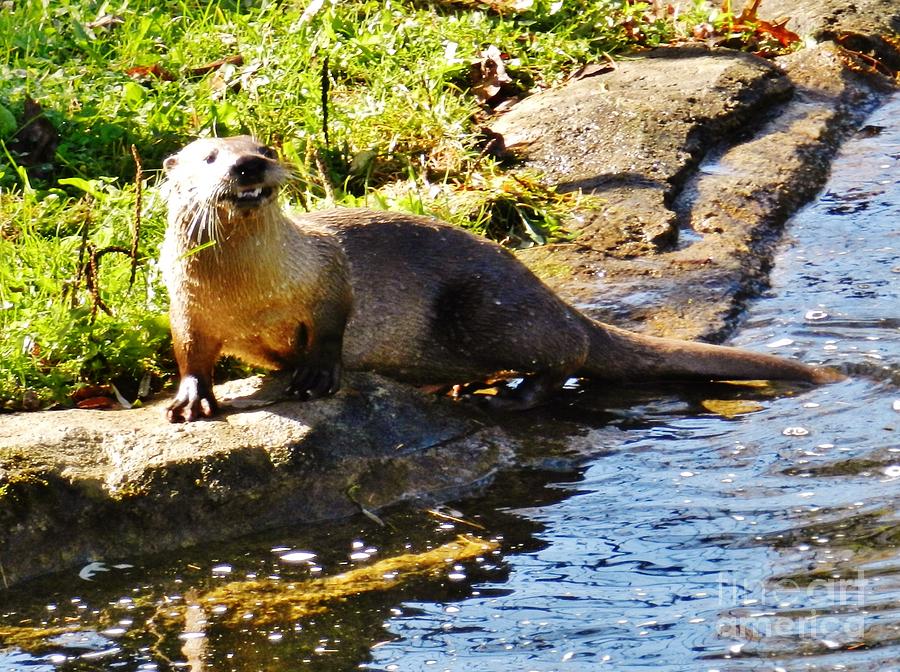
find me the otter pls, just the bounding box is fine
[160,136,838,422]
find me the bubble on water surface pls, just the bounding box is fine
[81,648,121,660]
[783,426,810,436]
[278,551,316,564]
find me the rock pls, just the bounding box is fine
[498,42,894,340]
[491,47,793,257]
[0,373,513,587]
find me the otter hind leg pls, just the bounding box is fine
[478,368,575,411]
[432,279,589,410]
[287,359,343,400]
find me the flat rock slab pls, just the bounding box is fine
[1,0,898,588]
[497,42,894,340]
[491,47,793,256]
[0,374,513,587]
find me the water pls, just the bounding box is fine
[2,98,898,671]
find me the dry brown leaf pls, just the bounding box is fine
[470,45,511,105]
[701,398,766,418]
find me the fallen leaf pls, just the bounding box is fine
[754,17,801,48]
[700,398,765,418]
[76,396,116,410]
[470,45,512,105]
[126,64,176,81]
[735,0,763,23]
[71,385,112,402]
[693,22,716,40]
[188,54,244,77]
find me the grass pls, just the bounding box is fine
[0,0,771,410]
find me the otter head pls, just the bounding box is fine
[162,136,289,244]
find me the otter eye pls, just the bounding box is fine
[204,149,219,164]
[259,146,277,159]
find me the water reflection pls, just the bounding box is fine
[0,511,516,671]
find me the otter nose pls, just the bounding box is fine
[231,155,269,185]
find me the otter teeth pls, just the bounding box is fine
[237,187,263,200]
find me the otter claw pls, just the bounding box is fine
[167,375,218,422]
[287,364,342,400]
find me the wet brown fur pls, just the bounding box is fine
[160,136,840,421]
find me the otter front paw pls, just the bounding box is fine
[287,362,342,400]
[167,375,219,422]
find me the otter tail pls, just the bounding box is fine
[579,318,842,384]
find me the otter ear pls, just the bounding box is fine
[163,155,178,172]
